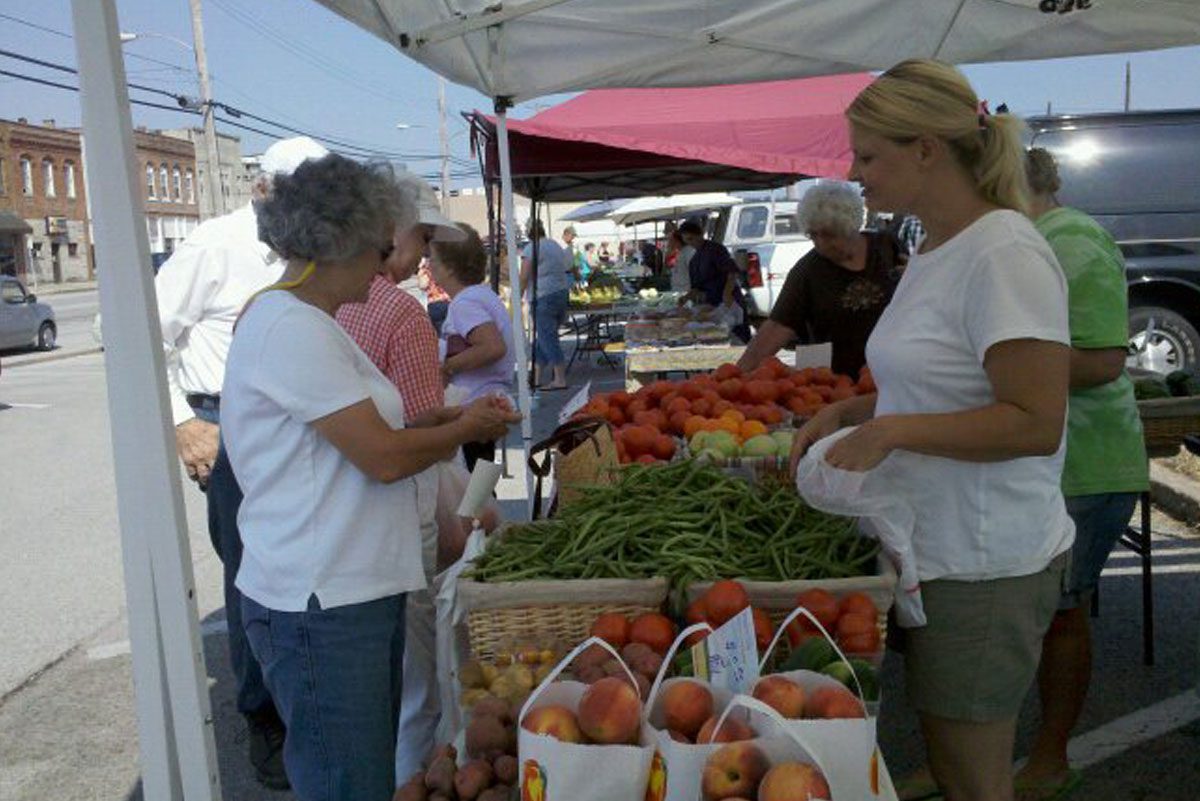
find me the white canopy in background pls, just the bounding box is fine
[609,192,741,227]
[315,0,1200,102]
[71,1,1200,799]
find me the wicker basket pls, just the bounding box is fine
[458,577,669,661]
[1137,396,1200,454]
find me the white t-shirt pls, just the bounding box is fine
[865,210,1075,582]
[223,291,426,612]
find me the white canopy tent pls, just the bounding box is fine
[609,192,742,227]
[69,1,1200,798]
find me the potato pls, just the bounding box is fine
[505,663,534,692]
[533,663,554,684]
[428,794,454,801]
[634,671,652,701]
[459,660,487,689]
[576,665,605,685]
[465,714,513,759]
[454,759,495,800]
[493,754,518,785]
[478,786,512,801]
[461,688,492,708]
[424,755,456,796]
[572,644,610,672]
[480,663,500,686]
[431,743,458,764]
[602,659,627,677]
[471,697,513,725]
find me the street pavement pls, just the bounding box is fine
[1,346,1199,799]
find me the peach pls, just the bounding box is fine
[662,680,714,739]
[696,714,754,745]
[805,685,865,720]
[578,676,643,744]
[752,676,806,719]
[667,729,692,743]
[702,742,769,800]
[521,705,584,743]
[757,762,831,800]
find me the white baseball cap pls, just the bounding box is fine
[259,136,329,176]
[406,173,466,242]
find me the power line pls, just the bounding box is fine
[0,48,187,102]
[0,68,202,117]
[206,0,426,109]
[0,11,193,76]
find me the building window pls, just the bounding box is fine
[43,158,56,197]
[160,165,169,202]
[21,157,34,196]
[68,243,78,257]
[146,164,156,199]
[172,166,182,200]
[64,161,77,200]
[185,170,195,204]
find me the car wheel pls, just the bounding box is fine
[37,321,56,351]
[1128,305,1200,374]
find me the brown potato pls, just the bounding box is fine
[454,759,495,800]
[493,754,518,785]
[424,755,456,796]
[465,714,513,759]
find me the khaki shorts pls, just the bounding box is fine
[898,552,1068,722]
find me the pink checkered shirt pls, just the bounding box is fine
[336,275,444,420]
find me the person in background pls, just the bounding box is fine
[225,154,519,801]
[677,219,751,342]
[431,223,516,472]
[737,181,903,377]
[418,260,451,334]
[793,60,1074,801]
[598,240,613,265]
[334,171,465,786]
[666,229,694,293]
[155,134,328,790]
[561,225,586,285]
[520,219,571,391]
[582,242,598,279]
[1010,148,1148,801]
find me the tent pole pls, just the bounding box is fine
[71,2,221,799]
[495,101,536,519]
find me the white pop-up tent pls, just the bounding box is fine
[69,1,1200,798]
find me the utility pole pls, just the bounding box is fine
[1124,61,1132,112]
[188,0,224,218]
[438,76,451,203]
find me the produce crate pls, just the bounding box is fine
[1137,396,1200,455]
[458,576,669,662]
[685,556,897,661]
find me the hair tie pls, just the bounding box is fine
[977,100,992,132]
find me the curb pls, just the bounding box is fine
[27,283,98,297]
[1149,462,1200,526]
[4,347,103,369]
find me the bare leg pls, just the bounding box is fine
[1015,605,1090,791]
[922,712,1017,801]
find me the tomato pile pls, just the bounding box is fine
[578,357,876,464]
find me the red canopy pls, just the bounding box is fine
[470,73,873,201]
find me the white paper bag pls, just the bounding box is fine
[757,606,885,800]
[517,637,657,801]
[795,427,926,627]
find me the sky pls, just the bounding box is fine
[3,0,1200,189]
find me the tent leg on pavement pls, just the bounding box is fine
[71,1,221,799]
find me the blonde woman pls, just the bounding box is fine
[791,61,1074,801]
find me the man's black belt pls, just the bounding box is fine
[186,393,220,411]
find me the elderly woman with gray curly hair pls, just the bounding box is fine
[737,180,906,378]
[221,153,520,801]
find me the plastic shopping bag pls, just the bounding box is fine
[795,428,925,627]
[434,527,487,744]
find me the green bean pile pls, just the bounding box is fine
[467,460,878,587]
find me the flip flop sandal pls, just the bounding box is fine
[1015,768,1083,801]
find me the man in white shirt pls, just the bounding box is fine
[156,135,327,790]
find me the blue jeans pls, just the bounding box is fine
[193,401,276,720]
[1061,492,1140,609]
[534,288,570,367]
[242,593,407,801]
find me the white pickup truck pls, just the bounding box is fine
[710,200,813,320]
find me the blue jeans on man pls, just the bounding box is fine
[191,397,286,787]
[243,593,407,801]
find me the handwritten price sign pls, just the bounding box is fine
[694,607,760,694]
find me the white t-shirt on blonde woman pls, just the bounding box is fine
[223,290,426,612]
[865,210,1075,582]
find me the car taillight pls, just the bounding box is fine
[746,252,763,288]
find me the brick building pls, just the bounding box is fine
[0,118,91,283]
[133,126,201,257]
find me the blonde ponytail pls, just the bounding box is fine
[846,59,1030,216]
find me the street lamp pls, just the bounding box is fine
[120,12,224,218]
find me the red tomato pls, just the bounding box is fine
[839,592,879,620]
[795,589,840,630]
[630,613,678,655]
[651,434,677,461]
[590,613,631,647]
[838,630,881,656]
[714,363,742,381]
[751,607,774,653]
[717,379,743,401]
[704,580,751,626]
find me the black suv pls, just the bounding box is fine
[1027,109,1200,373]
